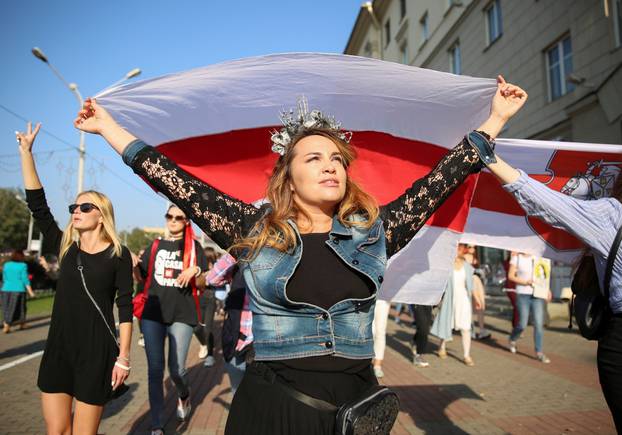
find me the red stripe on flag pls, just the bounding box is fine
[157,128,477,232]
[470,150,622,252]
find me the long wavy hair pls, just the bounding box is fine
[59,190,123,262]
[232,129,379,260]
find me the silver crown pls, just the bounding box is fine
[270,96,352,156]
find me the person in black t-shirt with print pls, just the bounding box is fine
[137,205,207,435]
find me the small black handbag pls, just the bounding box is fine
[255,362,399,434]
[334,385,400,435]
[570,225,622,340]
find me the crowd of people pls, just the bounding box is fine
[3,73,620,434]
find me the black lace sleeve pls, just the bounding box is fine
[380,138,480,257]
[130,146,262,248]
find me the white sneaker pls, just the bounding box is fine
[138,336,145,347]
[204,355,215,367]
[176,396,191,421]
[198,345,208,359]
[537,353,551,364]
[373,366,384,378]
[413,354,430,368]
[476,329,491,340]
[509,340,517,354]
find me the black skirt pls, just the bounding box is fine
[225,360,377,435]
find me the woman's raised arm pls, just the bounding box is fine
[17,122,43,190]
[75,99,262,248]
[381,76,528,257]
[17,123,63,253]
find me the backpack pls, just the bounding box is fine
[570,225,622,340]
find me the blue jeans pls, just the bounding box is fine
[141,319,194,429]
[224,354,247,395]
[510,294,545,353]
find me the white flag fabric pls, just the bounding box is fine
[461,138,622,264]
[97,53,497,305]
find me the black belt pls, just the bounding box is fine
[251,362,339,412]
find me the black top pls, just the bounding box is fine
[139,238,208,326]
[26,188,133,324]
[270,232,375,372]
[287,232,374,308]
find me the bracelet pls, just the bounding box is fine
[466,131,497,168]
[117,356,130,363]
[114,361,131,371]
[194,266,202,277]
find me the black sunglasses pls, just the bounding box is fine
[68,203,99,214]
[165,213,186,222]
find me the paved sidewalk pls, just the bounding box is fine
[0,312,616,434]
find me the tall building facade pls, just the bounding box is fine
[345,0,622,294]
[345,0,622,144]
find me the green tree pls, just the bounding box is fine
[119,227,157,253]
[0,188,30,251]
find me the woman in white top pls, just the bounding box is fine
[507,252,551,363]
[431,245,476,366]
[464,245,491,340]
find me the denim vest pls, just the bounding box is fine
[241,214,387,361]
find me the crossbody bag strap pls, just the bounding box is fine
[256,363,339,412]
[604,224,622,302]
[142,238,161,298]
[76,246,119,348]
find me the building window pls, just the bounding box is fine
[546,36,575,101]
[420,12,429,43]
[614,0,622,48]
[485,0,502,45]
[384,19,391,47]
[449,42,461,74]
[400,41,409,64]
[400,0,407,20]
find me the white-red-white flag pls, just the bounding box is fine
[96,53,498,305]
[461,138,622,263]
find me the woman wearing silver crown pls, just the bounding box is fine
[75,76,526,435]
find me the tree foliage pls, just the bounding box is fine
[119,227,158,253]
[0,188,30,251]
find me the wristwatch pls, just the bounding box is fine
[466,130,497,169]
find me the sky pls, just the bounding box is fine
[0,0,363,233]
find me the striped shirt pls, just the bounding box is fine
[504,170,622,314]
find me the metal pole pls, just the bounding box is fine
[15,195,33,252]
[27,215,34,251]
[77,130,85,194]
[70,85,85,194]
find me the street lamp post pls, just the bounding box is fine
[31,47,141,195]
[15,195,36,254]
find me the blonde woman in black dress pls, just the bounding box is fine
[17,123,133,435]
